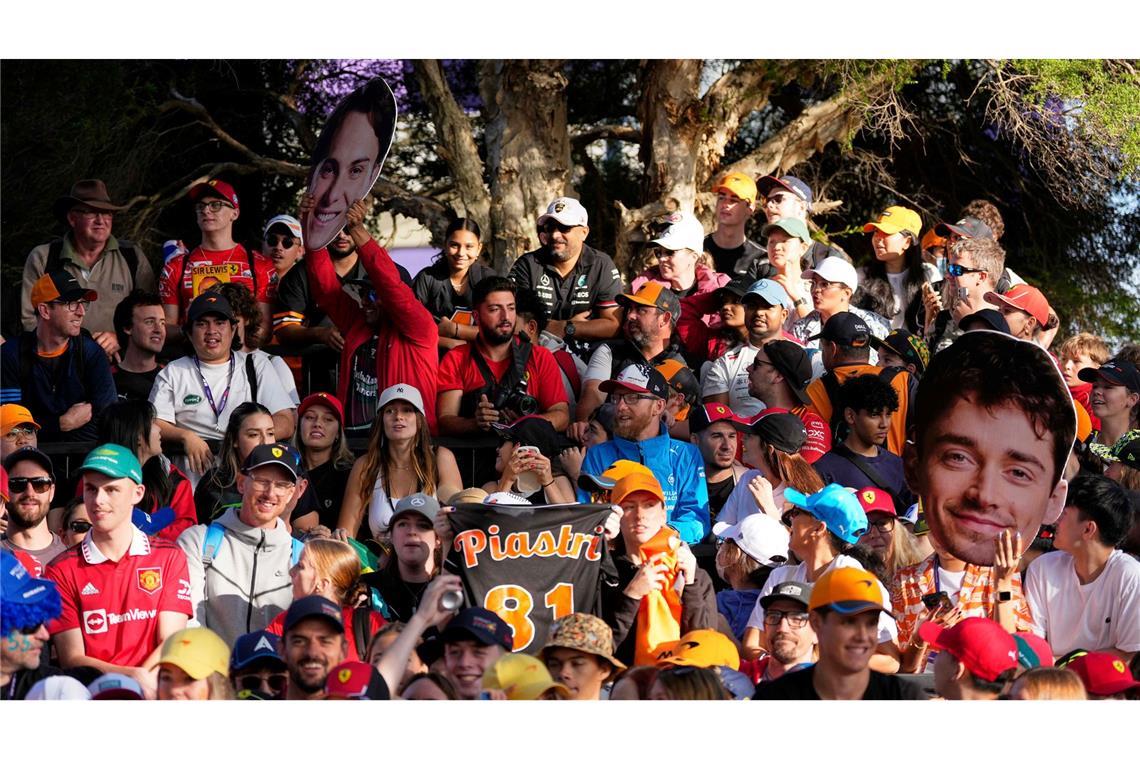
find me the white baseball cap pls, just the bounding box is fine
[485,491,533,505]
[26,675,92,701]
[537,197,588,228]
[649,212,705,253]
[712,513,790,567]
[263,214,303,241]
[377,383,425,416]
[801,256,859,292]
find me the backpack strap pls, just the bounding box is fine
[118,242,139,290]
[552,348,582,398]
[827,444,906,514]
[201,521,226,566]
[45,239,66,273]
[247,247,259,298]
[245,353,258,405]
[291,538,303,567]
[352,606,373,661]
[820,370,846,437]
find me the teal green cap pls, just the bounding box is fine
[761,217,812,244]
[79,444,143,485]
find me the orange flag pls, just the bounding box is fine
[633,526,683,666]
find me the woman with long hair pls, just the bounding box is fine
[337,384,461,541]
[412,217,496,355]
[291,393,355,533]
[482,416,576,505]
[98,399,195,540]
[155,627,234,701]
[856,487,929,579]
[717,410,824,526]
[360,493,443,623]
[264,538,387,662]
[858,206,938,332]
[194,402,276,524]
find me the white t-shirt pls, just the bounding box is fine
[716,469,785,527]
[937,567,966,606]
[746,554,898,645]
[150,352,296,440]
[583,343,614,384]
[701,343,764,418]
[367,472,395,540]
[1024,549,1140,657]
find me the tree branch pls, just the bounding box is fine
[570,123,642,148]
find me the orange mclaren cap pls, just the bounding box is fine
[808,566,892,616]
[610,472,665,506]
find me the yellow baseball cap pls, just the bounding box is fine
[482,653,570,700]
[0,405,40,436]
[155,627,231,680]
[657,629,740,670]
[864,206,922,238]
[712,172,758,206]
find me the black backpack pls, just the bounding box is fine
[819,365,909,441]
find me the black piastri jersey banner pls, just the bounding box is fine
[447,502,613,654]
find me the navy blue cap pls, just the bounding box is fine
[283,595,344,634]
[230,630,285,671]
[958,308,1010,335]
[440,607,513,651]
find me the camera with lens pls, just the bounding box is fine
[493,386,539,417]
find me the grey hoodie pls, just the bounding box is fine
[177,508,296,647]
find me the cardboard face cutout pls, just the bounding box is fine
[303,78,398,252]
[905,330,1076,566]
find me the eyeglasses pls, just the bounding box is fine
[808,279,843,293]
[50,300,87,312]
[763,610,811,629]
[249,477,296,495]
[9,477,54,494]
[749,358,775,372]
[3,425,37,441]
[868,518,896,533]
[195,200,233,214]
[238,673,288,693]
[781,507,808,527]
[68,520,93,533]
[72,208,113,220]
[265,234,297,250]
[946,263,985,278]
[541,221,575,235]
[613,393,658,407]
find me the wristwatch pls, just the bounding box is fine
[792,296,807,308]
[997,590,1013,602]
[564,321,577,338]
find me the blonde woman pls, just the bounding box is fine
[155,627,233,701]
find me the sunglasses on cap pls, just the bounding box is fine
[946,263,985,278]
[68,520,93,534]
[265,234,297,250]
[237,673,288,693]
[9,477,53,494]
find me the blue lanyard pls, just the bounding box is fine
[194,353,235,420]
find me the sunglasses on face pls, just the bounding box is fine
[238,673,288,693]
[781,507,807,527]
[946,263,985,278]
[68,520,92,533]
[541,221,575,235]
[15,623,44,636]
[9,477,53,494]
[265,234,297,250]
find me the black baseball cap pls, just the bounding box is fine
[870,329,930,374]
[714,275,755,301]
[760,580,813,610]
[186,292,235,324]
[283,595,344,634]
[935,216,993,240]
[807,311,870,348]
[230,630,285,671]
[241,443,306,481]
[440,607,513,651]
[490,415,576,458]
[732,408,807,455]
[957,308,1010,335]
[3,446,55,479]
[1078,361,1140,394]
[760,340,813,407]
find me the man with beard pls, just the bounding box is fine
[1,271,116,443]
[752,581,817,683]
[279,595,361,700]
[578,364,710,543]
[703,279,793,418]
[110,289,166,402]
[1,449,66,576]
[574,283,692,430]
[437,276,569,436]
[274,226,411,395]
[509,197,622,357]
[745,340,831,463]
[688,402,749,523]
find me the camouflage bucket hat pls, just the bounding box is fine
[540,613,626,674]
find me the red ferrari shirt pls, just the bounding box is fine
[159,244,277,315]
[792,404,832,464]
[45,527,192,667]
[438,341,569,411]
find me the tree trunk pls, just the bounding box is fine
[479,60,571,271]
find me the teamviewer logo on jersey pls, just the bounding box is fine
[84,609,109,634]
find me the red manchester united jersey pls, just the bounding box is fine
[45,527,193,667]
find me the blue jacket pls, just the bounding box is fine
[579,424,710,543]
[0,331,116,441]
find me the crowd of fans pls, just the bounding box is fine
[2,167,1138,703]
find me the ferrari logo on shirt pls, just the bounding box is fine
[137,567,163,595]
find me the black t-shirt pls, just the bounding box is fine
[112,365,161,402]
[365,561,429,623]
[290,459,352,530]
[344,336,379,433]
[276,256,368,330]
[412,258,497,322]
[704,234,767,277]
[706,473,737,523]
[752,665,927,700]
